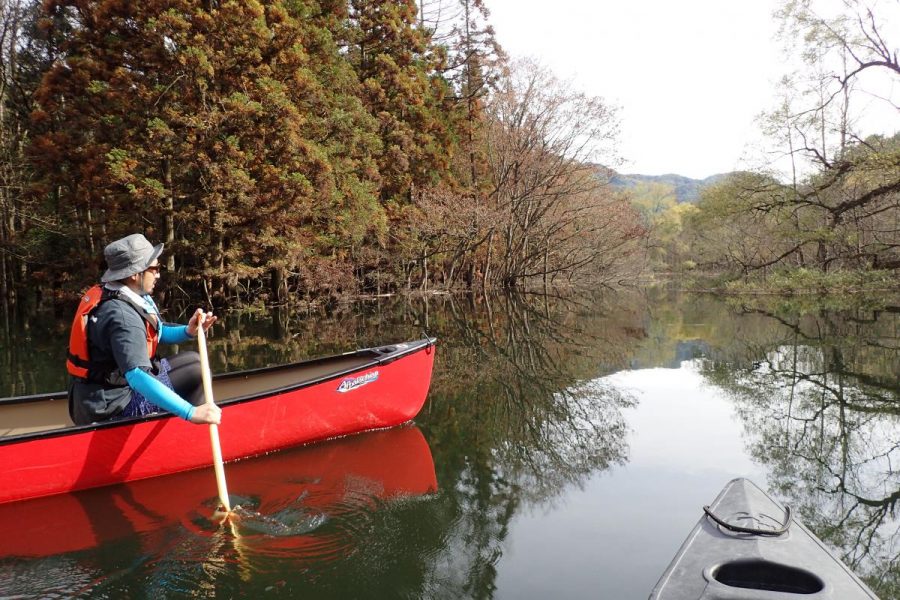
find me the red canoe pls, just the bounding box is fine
[0,338,436,505]
[0,425,437,558]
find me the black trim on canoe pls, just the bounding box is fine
[0,337,436,446]
[703,503,792,536]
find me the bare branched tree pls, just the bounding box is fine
[775,0,898,169]
[690,1,900,278]
[483,59,643,288]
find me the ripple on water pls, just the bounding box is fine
[0,556,98,598]
[0,551,155,599]
[173,482,398,568]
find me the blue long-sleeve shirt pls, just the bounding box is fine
[125,367,196,421]
[160,323,193,344]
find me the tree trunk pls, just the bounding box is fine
[164,159,175,271]
[271,266,287,305]
[482,228,493,289]
[543,244,549,290]
[421,249,428,291]
[0,251,8,331]
[210,207,224,298]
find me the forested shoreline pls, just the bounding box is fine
[0,0,896,321]
[632,1,899,294]
[0,0,643,318]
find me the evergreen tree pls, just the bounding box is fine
[446,0,502,190]
[347,0,452,202]
[29,0,382,301]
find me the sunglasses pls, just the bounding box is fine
[145,265,163,274]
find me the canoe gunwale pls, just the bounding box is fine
[0,390,64,406]
[0,337,436,447]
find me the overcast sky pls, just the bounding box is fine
[483,0,797,179]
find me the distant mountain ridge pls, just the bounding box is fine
[608,171,731,203]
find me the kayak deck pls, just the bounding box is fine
[649,478,879,599]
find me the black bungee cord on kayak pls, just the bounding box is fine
[702,504,793,536]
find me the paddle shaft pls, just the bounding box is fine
[196,315,231,512]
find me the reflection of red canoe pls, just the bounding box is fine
[0,339,436,504]
[0,425,437,558]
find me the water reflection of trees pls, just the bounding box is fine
[0,313,69,396]
[696,304,900,597]
[409,290,645,598]
[433,292,642,497]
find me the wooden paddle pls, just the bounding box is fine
[195,310,231,513]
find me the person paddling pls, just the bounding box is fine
[67,233,221,426]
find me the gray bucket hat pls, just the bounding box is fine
[101,234,164,283]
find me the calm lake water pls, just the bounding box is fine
[0,289,898,598]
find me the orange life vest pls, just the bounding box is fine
[66,285,160,379]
